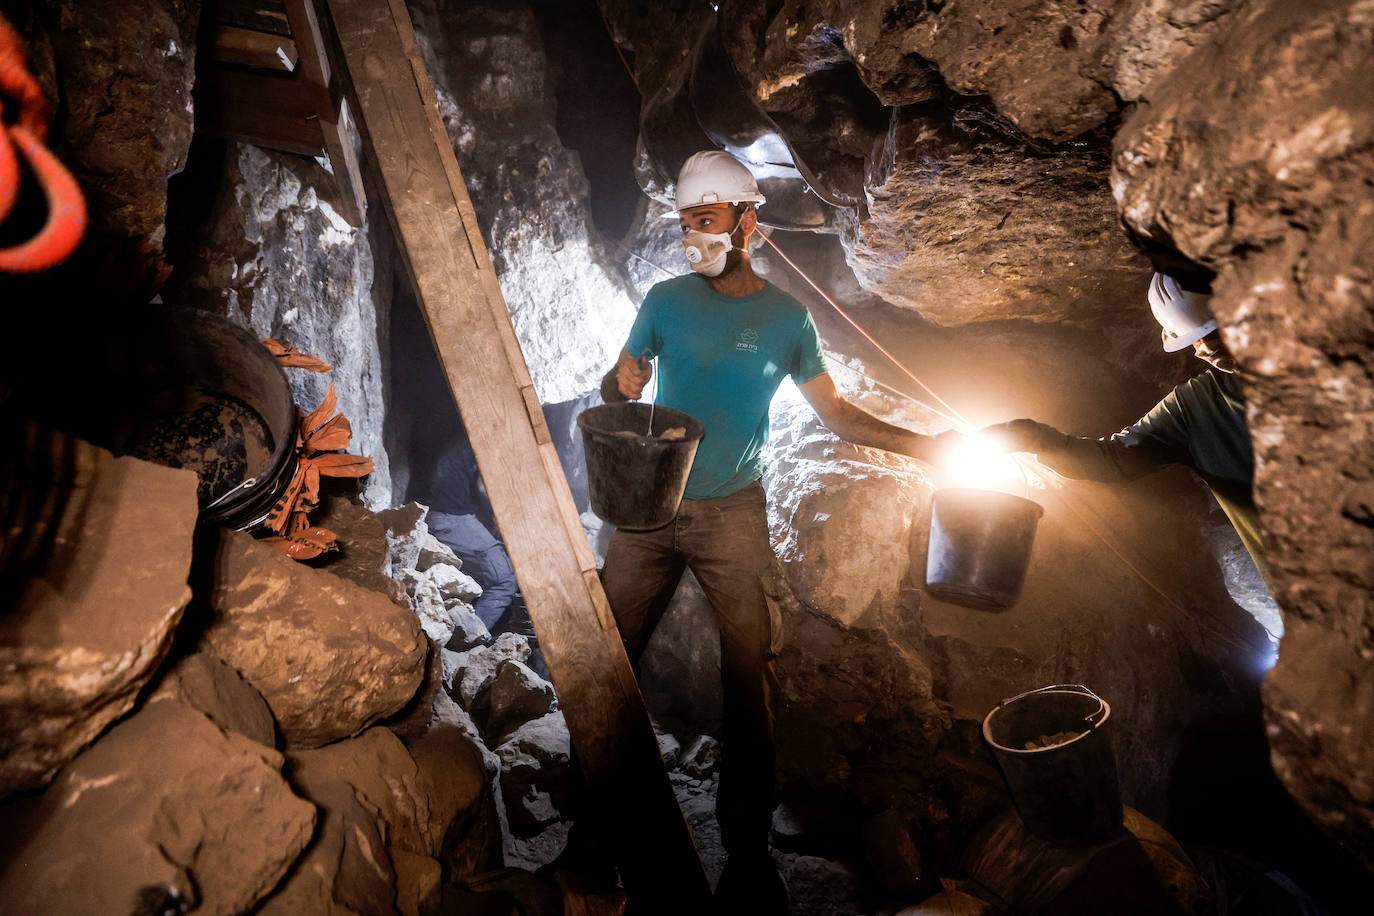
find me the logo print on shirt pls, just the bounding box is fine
[736,327,759,354]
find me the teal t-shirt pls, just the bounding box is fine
[626,275,827,499]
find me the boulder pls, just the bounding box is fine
[287,728,432,858]
[204,531,427,748]
[255,777,399,916]
[383,638,444,746]
[415,531,458,572]
[407,726,498,876]
[148,649,276,746]
[312,495,408,605]
[0,433,198,794]
[0,699,316,916]
[962,806,1210,914]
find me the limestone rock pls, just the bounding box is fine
[430,561,482,602]
[841,107,1149,331]
[447,603,492,651]
[493,711,572,836]
[963,806,1209,914]
[204,531,427,748]
[415,532,458,572]
[377,502,431,575]
[148,649,276,747]
[432,688,501,777]
[0,434,198,794]
[287,728,431,859]
[0,699,316,916]
[450,632,533,708]
[410,576,458,645]
[764,401,931,626]
[482,659,557,743]
[680,735,721,780]
[167,143,393,508]
[638,569,722,736]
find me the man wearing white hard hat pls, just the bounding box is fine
[591,150,955,912]
[984,272,1264,580]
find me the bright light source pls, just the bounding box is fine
[941,433,1026,491]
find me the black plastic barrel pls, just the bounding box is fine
[925,488,1043,609]
[982,685,1124,845]
[577,402,704,530]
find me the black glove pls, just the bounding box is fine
[979,419,1065,454]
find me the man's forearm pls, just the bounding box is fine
[820,401,936,462]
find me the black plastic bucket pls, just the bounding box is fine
[576,402,704,531]
[982,685,1124,845]
[26,305,298,530]
[925,487,1043,610]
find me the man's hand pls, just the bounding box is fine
[618,348,654,398]
[980,419,1064,454]
[616,349,653,400]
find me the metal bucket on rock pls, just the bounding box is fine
[42,305,298,530]
[982,684,1124,845]
[577,402,703,531]
[925,487,1043,610]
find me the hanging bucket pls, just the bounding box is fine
[577,402,704,531]
[925,487,1043,610]
[982,684,1124,845]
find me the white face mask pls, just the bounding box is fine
[682,215,741,278]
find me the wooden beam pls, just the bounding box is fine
[323,0,711,908]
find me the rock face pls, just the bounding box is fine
[40,0,198,252]
[842,111,1147,331]
[598,0,1374,879]
[168,143,394,507]
[148,649,277,746]
[204,531,428,748]
[405,0,640,404]
[0,698,316,916]
[0,433,199,794]
[1111,0,1374,867]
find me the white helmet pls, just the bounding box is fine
[671,151,766,213]
[1148,272,1217,352]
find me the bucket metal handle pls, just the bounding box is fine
[999,683,1107,725]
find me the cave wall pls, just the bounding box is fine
[4,0,1371,897]
[600,0,1374,871]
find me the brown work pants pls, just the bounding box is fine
[600,479,782,857]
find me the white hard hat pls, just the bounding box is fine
[671,151,766,213]
[1148,272,1217,352]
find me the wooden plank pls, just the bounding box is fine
[208,25,299,71]
[323,0,711,907]
[196,68,326,156]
